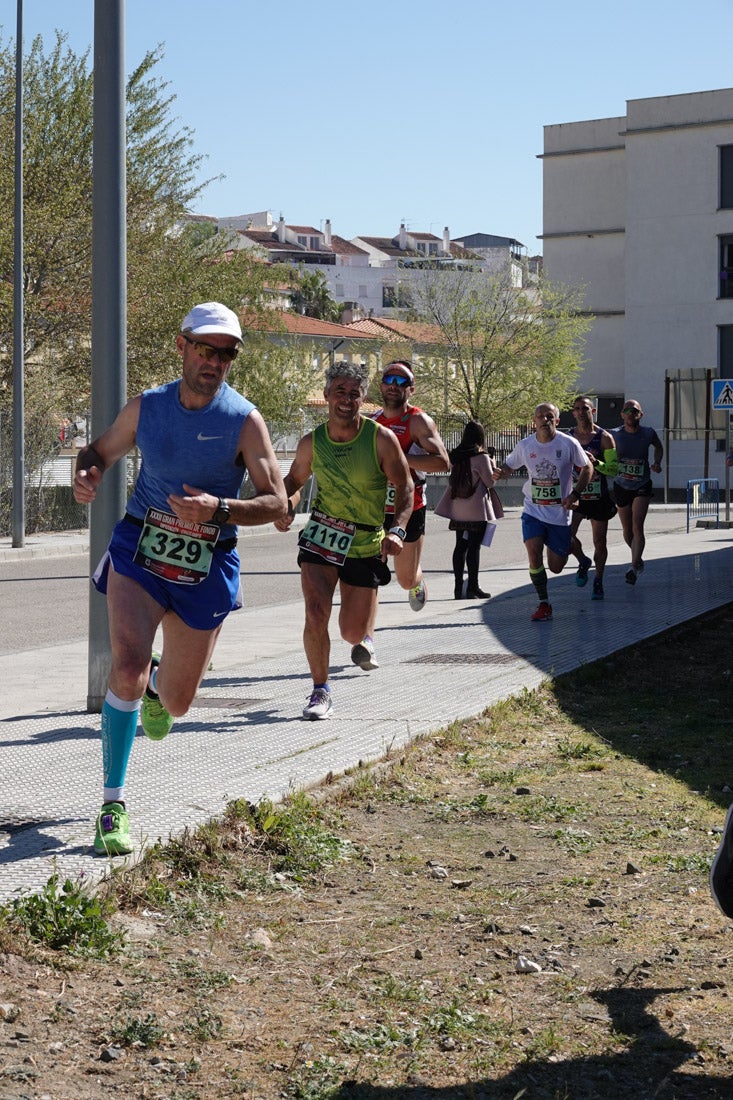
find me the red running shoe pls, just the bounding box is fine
[531,602,553,622]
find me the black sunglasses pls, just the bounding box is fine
[183,334,239,364]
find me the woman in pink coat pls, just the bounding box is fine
[436,421,503,599]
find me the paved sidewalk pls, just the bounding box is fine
[1,513,732,903]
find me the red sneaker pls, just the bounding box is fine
[531,602,553,622]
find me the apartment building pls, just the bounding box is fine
[542,87,733,486]
[211,212,526,318]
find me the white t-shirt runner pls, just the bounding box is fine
[505,431,590,526]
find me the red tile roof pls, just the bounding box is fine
[346,317,445,345]
[356,236,420,258]
[328,235,369,256]
[239,230,295,251]
[449,242,479,259]
[242,310,380,340]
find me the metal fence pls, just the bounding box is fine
[432,415,528,473]
[1,412,529,537]
[686,478,720,532]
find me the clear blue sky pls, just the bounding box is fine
[6,0,733,254]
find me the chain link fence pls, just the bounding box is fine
[433,414,528,473]
[0,410,329,537]
[1,408,527,537]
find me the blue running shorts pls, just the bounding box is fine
[92,516,243,631]
[521,513,572,558]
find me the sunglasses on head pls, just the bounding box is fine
[183,334,239,364]
[382,374,411,387]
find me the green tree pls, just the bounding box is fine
[289,269,342,322]
[0,33,273,410]
[403,263,591,428]
[231,333,323,431]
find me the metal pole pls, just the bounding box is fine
[663,375,669,505]
[704,369,712,479]
[87,0,127,712]
[11,0,24,548]
[721,415,726,528]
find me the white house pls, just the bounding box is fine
[201,209,532,319]
[451,232,532,288]
[542,88,733,488]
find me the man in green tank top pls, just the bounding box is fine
[276,362,413,719]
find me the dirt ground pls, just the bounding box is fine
[1,606,733,1100]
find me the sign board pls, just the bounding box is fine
[713,379,733,409]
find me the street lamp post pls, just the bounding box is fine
[87,0,127,711]
[12,0,24,548]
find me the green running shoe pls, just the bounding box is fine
[575,555,592,587]
[408,578,428,611]
[141,653,174,741]
[94,802,133,856]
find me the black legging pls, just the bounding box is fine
[453,525,486,590]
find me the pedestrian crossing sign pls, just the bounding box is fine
[713,379,733,409]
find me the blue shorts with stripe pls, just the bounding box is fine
[521,513,572,558]
[92,515,243,631]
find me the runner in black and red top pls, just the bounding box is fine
[567,396,617,602]
[365,361,449,656]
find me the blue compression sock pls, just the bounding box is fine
[101,690,141,804]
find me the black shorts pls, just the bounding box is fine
[384,506,426,543]
[576,496,617,522]
[298,548,391,589]
[613,482,654,508]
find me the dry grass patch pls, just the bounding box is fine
[1,608,732,1099]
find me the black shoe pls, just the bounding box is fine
[454,582,464,599]
[466,587,491,599]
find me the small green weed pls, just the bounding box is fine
[342,1020,419,1051]
[4,873,122,958]
[250,792,351,880]
[378,974,429,1003]
[111,1011,165,1048]
[649,852,712,874]
[170,959,233,993]
[477,768,520,787]
[184,1007,223,1040]
[284,1054,348,1099]
[551,827,597,854]
[523,1023,562,1060]
[557,739,606,761]
[427,1000,483,1038]
[516,794,587,824]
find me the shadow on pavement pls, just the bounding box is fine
[0,817,89,866]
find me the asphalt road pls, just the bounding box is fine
[0,507,690,657]
[0,521,457,655]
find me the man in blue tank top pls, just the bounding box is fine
[73,302,287,856]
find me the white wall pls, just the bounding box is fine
[543,89,733,488]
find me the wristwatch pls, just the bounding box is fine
[211,497,231,525]
[388,526,407,540]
